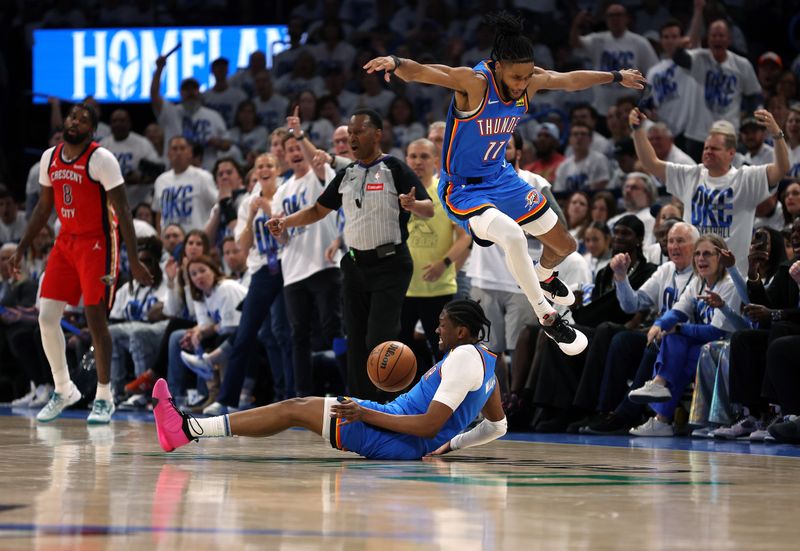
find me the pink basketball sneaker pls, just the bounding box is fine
[153,378,194,452]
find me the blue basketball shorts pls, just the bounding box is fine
[437,163,551,238]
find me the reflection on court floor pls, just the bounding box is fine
[1,409,799,549]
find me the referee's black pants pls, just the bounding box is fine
[341,247,413,401]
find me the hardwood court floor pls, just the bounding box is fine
[1,409,800,550]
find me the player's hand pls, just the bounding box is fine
[789,260,800,285]
[629,107,647,129]
[267,215,285,237]
[743,303,771,323]
[130,259,154,286]
[422,261,446,282]
[363,56,399,83]
[715,246,736,269]
[647,324,664,346]
[424,441,453,457]
[618,69,646,90]
[330,397,364,424]
[399,187,417,211]
[609,252,631,279]
[699,291,724,309]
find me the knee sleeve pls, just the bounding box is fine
[39,298,67,333]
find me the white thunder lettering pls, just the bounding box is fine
[476,116,521,136]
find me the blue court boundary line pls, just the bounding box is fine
[4,405,800,458]
[0,522,446,541]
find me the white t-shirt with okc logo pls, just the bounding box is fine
[666,161,770,276]
[787,144,800,179]
[152,165,218,232]
[100,131,161,207]
[646,59,698,137]
[553,151,610,193]
[193,279,247,334]
[579,30,659,114]
[684,49,760,142]
[272,165,342,286]
[157,102,230,171]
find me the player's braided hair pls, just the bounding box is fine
[487,12,534,64]
[443,299,492,342]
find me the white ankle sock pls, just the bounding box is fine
[95,383,112,402]
[190,415,231,438]
[535,263,554,281]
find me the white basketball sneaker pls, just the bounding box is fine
[36,383,82,422]
[87,399,116,424]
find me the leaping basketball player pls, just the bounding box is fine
[364,12,646,355]
[152,300,507,460]
[10,103,153,424]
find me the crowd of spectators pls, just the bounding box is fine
[2,0,800,442]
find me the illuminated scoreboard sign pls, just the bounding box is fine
[33,25,290,103]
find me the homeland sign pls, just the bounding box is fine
[33,25,290,103]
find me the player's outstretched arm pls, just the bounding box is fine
[530,66,645,94]
[363,56,485,96]
[427,384,507,456]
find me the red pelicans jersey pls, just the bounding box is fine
[43,142,122,236]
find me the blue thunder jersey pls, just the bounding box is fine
[442,60,528,179]
[333,344,498,460]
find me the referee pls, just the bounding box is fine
[269,108,433,400]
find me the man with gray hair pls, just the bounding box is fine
[579,221,700,435]
[630,106,789,276]
[646,122,694,172]
[607,172,658,245]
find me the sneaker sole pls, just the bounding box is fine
[542,326,588,356]
[627,393,672,404]
[36,391,83,423]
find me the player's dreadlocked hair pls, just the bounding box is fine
[443,299,492,342]
[487,12,535,64]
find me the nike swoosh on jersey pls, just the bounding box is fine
[488,99,499,105]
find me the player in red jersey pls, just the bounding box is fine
[10,103,153,424]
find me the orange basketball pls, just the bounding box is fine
[367,341,417,392]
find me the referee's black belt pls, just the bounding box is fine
[348,243,405,263]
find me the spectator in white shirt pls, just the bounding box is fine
[554,123,611,192]
[740,116,775,166]
[151,57,232,171]
[203,57,248,128]
[570,4,659,117]
[229,100,268,167]
[252,70,290,133]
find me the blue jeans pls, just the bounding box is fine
[217,264,291,407]
[650,333,706,419]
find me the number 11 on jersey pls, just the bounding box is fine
[483,140,506,162]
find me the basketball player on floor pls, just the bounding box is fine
[364,13,646,355]
[153,300,508,460]
[11,103,153,424]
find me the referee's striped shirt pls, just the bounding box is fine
[317,155,430,251]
